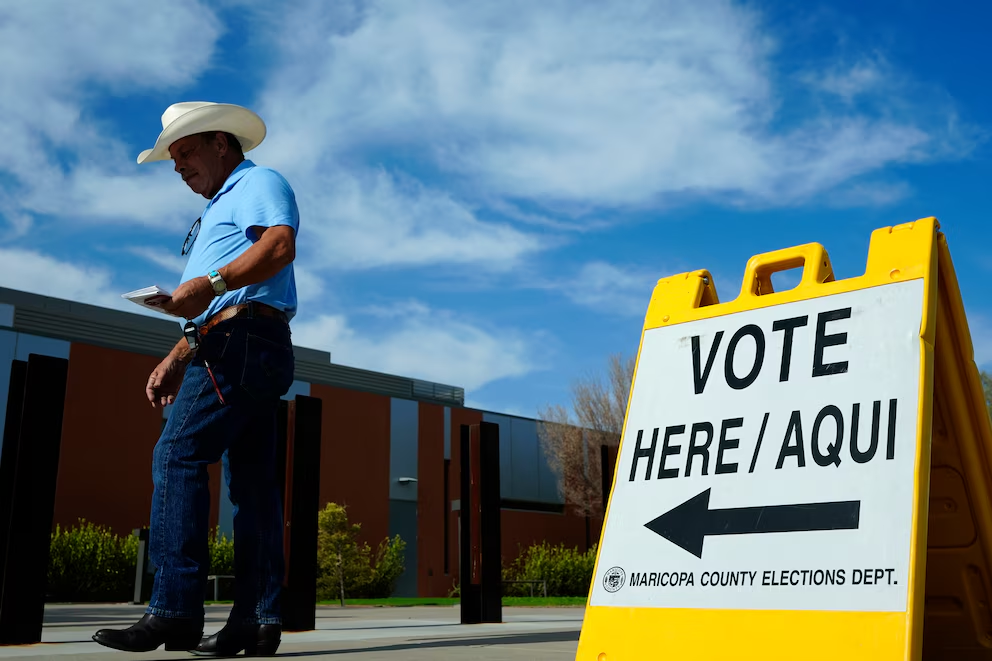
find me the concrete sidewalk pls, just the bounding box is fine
[0,604,584,660]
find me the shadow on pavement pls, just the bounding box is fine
[43,608,230,629]
[274,630,580,657]
[103,630,580,661]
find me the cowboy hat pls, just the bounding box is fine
[136,101,266,164]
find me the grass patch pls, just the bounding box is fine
[312,596,586,608]
[321,597,459,607]
[503,596,586,607]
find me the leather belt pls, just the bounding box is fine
[198,301,288,336]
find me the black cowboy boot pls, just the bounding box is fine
[93,613,203,652]
[192,622,282,657]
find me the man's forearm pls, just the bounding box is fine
[217,225,295,292]
[168,337,194,364]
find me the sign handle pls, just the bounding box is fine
[739,242,835,297]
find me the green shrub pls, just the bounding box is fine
[502,541,597,597]
[315,502,406,602]
[47,520,239,602]
[207,528,235,576]
[364,534,407,598]
[47,508,407,604]
[47,520,139,602]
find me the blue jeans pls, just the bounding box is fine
[146,315,295,625]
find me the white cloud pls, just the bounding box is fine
[0,1,220,94]
[0,0,220,231]
[0,245,321,329]
[825,181,913,208]
[293,265,325,304]
[40,169,206,230]
[804,56,889,103]
[127,247,189,275]
[247,0,975,218]
[294,168,545,271]
[562,262,660,316]
[0,248,127,312]
[291,304,537,390]
[5,0,974,281]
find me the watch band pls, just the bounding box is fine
[207,269,227,296]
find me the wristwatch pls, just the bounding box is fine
[207,270,227,296]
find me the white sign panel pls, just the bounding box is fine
[591,279,924,613]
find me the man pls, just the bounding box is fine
[93,102,298,657]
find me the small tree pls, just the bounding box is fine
[537,352,635,521]
[316,503,371,605]
[315,502,406,603]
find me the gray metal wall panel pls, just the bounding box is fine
[282,380,311,401]
[14,334,70,361]
[0,331,71,458]
[389,398,419,502]
[537,439,564,504]
[479,412,564,505]
[510,417,542,503]
[388,499,418,597]
[482,412,513,498]
[0,330,16,457]
[217,453,234,540]
[443,407,451,460]
[0,303,13,329]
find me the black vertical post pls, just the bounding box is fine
[282,395,322,632]
[443,459,450,575]
[459,424,481,624]
[478,421,501,624]
[0,360,27,591]
[274,400,290,500]
[131,528,152,604]
[0,354,69,645]
[600,444,612,513]
[459,422,501,624]
[273,398,289,610]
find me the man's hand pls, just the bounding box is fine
[162,276,214,319]
[147,354,188,408]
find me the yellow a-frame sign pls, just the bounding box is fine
[576,217,992,660]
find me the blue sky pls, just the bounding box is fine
[1,0,989,418]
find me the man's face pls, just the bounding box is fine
[168,133,228,199]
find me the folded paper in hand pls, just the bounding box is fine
[121,285,179,316]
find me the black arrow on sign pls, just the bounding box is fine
[644,488,860,558]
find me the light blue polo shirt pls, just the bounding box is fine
[179,159,299,327]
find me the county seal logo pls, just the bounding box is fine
[603,566,625,593]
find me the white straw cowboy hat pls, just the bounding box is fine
[136,101,266,164]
